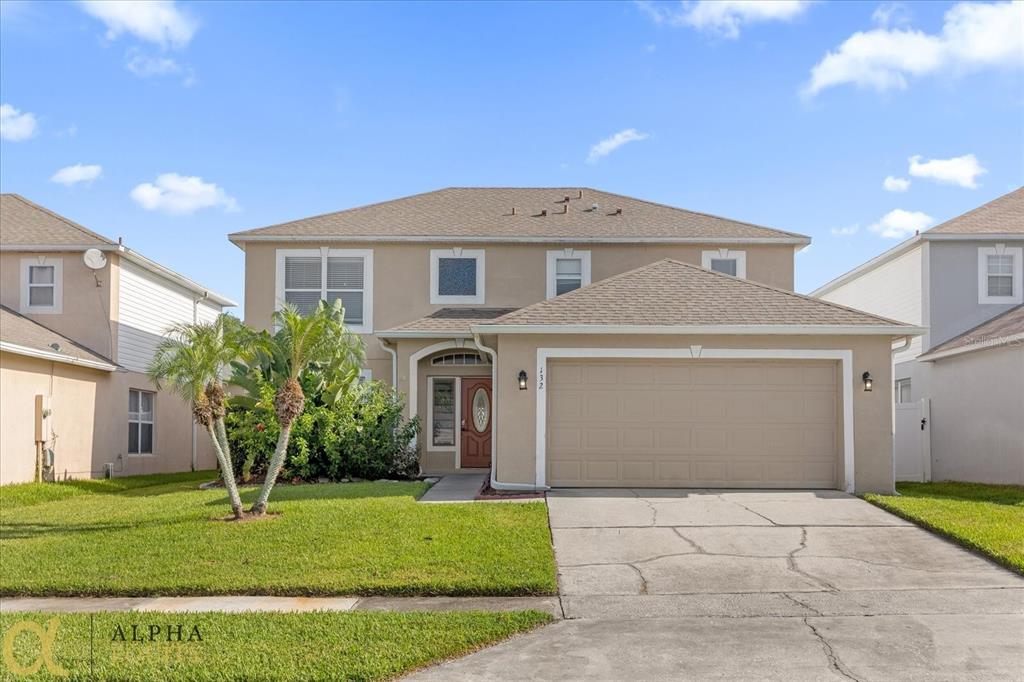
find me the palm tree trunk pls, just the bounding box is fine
[206,423,243,519]
[251,421,292,515]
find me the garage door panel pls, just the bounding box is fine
[547,359,840,489]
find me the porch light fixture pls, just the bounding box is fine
[862,371,873,392]
[518,370,528,390]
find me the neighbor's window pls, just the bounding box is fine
[430,249,484,304]
[277,249,373,332]
[128,389,155,455]
[978,246,1022,304]
[430,378,456,449]
[895,378,912,404]
[701,249,747,278]
[20,258,63,314]
[546,250,591,299]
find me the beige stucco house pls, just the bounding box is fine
[0,194,236,484]
[230,188,922,494]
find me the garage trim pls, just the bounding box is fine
[535,348,855,492]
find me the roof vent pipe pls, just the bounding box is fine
[511,207,516,215]
[539,209,547,217]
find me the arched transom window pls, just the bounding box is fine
[431,352,491,366]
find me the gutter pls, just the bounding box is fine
[470,324,928,336]
[228,235,811,248]
[377,330,474,339]
[0,342,118,371]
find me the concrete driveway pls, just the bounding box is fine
[410,489,1024,681]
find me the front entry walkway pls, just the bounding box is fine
[418,473,487,502]
[410,489,1024,681]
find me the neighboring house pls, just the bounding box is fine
[230,188,920,494]
[812,188,1024,485]
[0,194,236,484]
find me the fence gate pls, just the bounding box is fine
[895,398,931,482]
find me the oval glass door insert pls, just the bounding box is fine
[472,387,490,433]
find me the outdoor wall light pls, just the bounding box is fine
[518,370,528,390]
[862,371,873,392]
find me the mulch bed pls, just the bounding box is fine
[475,481,545,501]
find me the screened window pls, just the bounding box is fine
[701,250,747,278]
[895,379,912,404]
[430,378,456,449]
[709,259,738,277]
[278,249,373,331]
[978,246,1022,305]
[430,249,484,304]
[545,250,591,299]
[20,258,62,313]
[987,254,1014,298]
[128,389,155,455]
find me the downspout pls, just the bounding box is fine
[191,292,209,472]
[378,338,398,388]
[473,332,536,491]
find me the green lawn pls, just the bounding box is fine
[864,482,1024,573]
[0,610,551,681]
[0,473,557,597]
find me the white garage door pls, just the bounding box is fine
[546,359,841,488]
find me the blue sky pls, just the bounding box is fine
[2,0,1022,311]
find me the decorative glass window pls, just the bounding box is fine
[431,353,490,366]
[978,246,1022,304]
[276,249,373,332]
[701,249,747,278]
[545,250,591,299]
[128,389,155,455]
[471,387,490,432]
[20,258,63,314]
[430,378,456,449]
[895,378,912,404]
[430,249,484,304]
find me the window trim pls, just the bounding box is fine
[427,376,459,453]
[545,249,592,299]
[128,388,155,456]
[429,248,485,304]
[894,378,912,405]
[977,245,1022,304]
[701,249,747,278]
[20,257,63,314]
[274,248,374,333]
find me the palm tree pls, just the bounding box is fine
[149,315,250,519]
[249,300,364,515]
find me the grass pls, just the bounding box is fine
[0,473,557,597]
[864,482,1024,574]
[0,471,217,509]
[0,610,551,681]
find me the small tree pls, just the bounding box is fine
[247,300,364,515]
[149,315,250,519]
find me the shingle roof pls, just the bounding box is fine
[920,306,1024,360]
[1,194,116,247]
[381,308,519,336]
[927,187,1024,235]
[228,188,809,243]
[480,259,918,331]
[0,306,117,370]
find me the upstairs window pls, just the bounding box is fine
[978,246,1022,304]
[701,249,747,278]
[546,250,591,299]
[276,249,373,333]
[128,389,155,455]
[20,258,63,314]
[430,249,484,304]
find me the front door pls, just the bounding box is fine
[460,377,492,468]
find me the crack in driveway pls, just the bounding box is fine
[803,618,861,681]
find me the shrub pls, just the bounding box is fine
[225,380,419,482]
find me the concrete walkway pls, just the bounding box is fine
[0,595,561,616]
[418,473,487,502]
[409,489,1024,681]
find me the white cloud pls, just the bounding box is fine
[0,103,38,141]
[908,154,987,189]
[872,2,911,28]
[586,129,650,164]
[883,175,910,192]
[803,1,1024,96]
[130,173,239,215]
[125,49,181,76]
[51,164,103,186]
[637,1,813,39]
[78,0,197,49]
[869,209,934,239]
[830,224,860,236]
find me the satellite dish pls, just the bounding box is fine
[83,249,107,270]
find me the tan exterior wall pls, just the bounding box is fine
[487,333,894,494]
[0,351,217,484]
[929,346,1024,485]
[241,241,796,379]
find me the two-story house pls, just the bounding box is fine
[813,188,1023,485]
[230,188,921,494]
[0,194,236,483]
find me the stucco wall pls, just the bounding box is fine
[242,241,797,375]
[489,333,895,494]
[928,345,1024,485]
[0,351,217,484]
